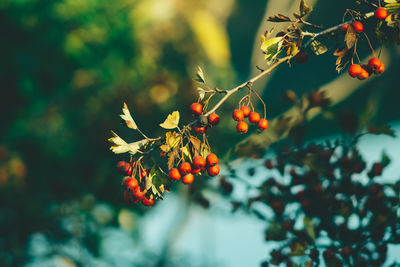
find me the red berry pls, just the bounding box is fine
[368,57,382,71]
[206,153,218,166]
[207,164,220,177]
[232,109,244,121]
[240,106,251,117]
[257,119,269,130]
[208,113,220,126]
[192,156,206,170]
[348,64,362,78]
[179,162,192,175]
[190,103,203,115]
[236,121,248,133]
[169,168,181,180]
[142,196,155,206]
[339,24,349,34]
[358,68,370,80]
[193,125,206,134]
[117,161,132,176]
[133,187,145,200]
[375,7,388,20]
[182,173,194,184]
[249,112,260,123]
[352,21,363,33]
[125,177,138,190]
[341,247,352,258]
[376,63,385,74]
[295,51,308,64]
[271,201,285,215]
[124,191,138,203]
[192,168,202,174]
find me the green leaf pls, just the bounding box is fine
[160,111,180,129]
[108,131,148,155]
[145,166,171,200]
[195,66,206,84]
[304,217,315,240]
[120,102,138,130]
[381,150,391,168]
[260,37,284,62]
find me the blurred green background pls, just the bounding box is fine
[1,0,399,266]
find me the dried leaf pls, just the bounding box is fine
[197,87,206,100]
[310,40,328,55]
[120,102,138,130]
[160,111,180,129]
[300,0,313,17]
[304,217,315,240]
[267,14,291,22]
[345,24,357,49]
[195,66,206,84]
[168,148,179,169]
[333,47,353,73]
[108,131,148,155]
[189,136,202,157]
[181,145,192,162]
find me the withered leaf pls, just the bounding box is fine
[344,24,357,49]
[267,14,291,22]
[168,148,179,170]
[300,0,313,17]
[310,40,328,55]
[333,47,353,73]
[189,136,202,158]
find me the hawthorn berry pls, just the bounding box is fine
[117,161,132,176]
[295,51,308,64]
[182,173,194,184]
[236,121,248,133]
[193,125,206,134]
[257,119,269,130]
[341,247,352,258]
[179,162,192,175]
[169,168,181,180]
[142,196,155,206]
[193,156,206,170]
[240,106,251,117]
[339,23,349,34]
[192,168,202,174]
[232,109,244,121]
[348,64,362,78]
[376,63,385,74]
[207,164,220,176]
[368,57,382,71]
[133,187,145,200]
[375,7,388,20]
[208,113,220,126]
[249,112,261,123]
[125,177,138,190]
[140,168,148,178]
[206,153,218,166]
[271,201,285,215]
[124,191,138,203]
[352,21,363,33]
[265,159,274,169]
[358,68,370,80]
[190,103,203,115]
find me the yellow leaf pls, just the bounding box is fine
[120,102,138,130]
[160,111,180,129]
[108,131,148,155]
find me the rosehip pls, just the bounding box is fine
[193,125,206,134]
[257,119,269,130]
[206,153,218,166]
[133,187,145,200]
[236,121,248,133]
[208,113,220,126]
[352,21,363,33]
[193,156,206,170]
[339,23,349,34]
[117,161,132,176]
[232,109,244,121]
[169,168,181,180]
[348,64,362,78]
[249,112,261,123]
[240,106,251,117]
[125,177,138,190]
[368,57,382,71]
[190,103,203,115]
[179,162,192,175]
[375,7,388,20]
[207,164,220,177]
[142,196,155,206]
[182,173,194,184]
[358,68,370,80]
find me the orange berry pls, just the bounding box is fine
[192,168,202,174]
[257,119,269,130]
[358,68,370,80]
[193,156,206,170]
[179,162,192,175]
[117,161,132,176]
[368,57,382,71]
[376,63,385,74]
[339,24,349,34]
[352,21,363,33]
[249,112,261,123]
[125,177,138,190]
[206,153,218,166]
[348,64,362,78]
[240,106,251,117]
[232,109,244,121]
[375,7,388,20]
[190,103,203,115]
[193,125,206,134]
[169,168,181,180]
[142,196,155,206]
[236,121,248,134]
[182,173,194,184]
[133,187,145,200]
[208,113,220,126]
[207,164,220,177]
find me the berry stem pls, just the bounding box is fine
[362,32,377,58]
[250,87,267,119]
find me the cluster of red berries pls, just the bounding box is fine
[117,161,155,206]
[348,57,385,80]
[190,102,220,133]
[232,106,269,134]
[168,153,220,183]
